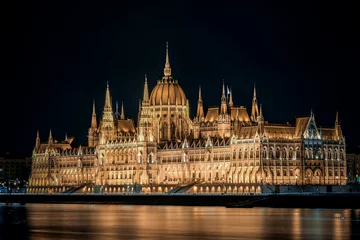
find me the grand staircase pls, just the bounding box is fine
[62,183,88,194]
[167,181,197,194]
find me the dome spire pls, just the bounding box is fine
[164,42,171,77]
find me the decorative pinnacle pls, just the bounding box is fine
[164,42,171,77]
[253,82,257,100]
[198,85,202,101]
[121,101,125,120]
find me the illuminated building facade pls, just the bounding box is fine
[29,43,347,194]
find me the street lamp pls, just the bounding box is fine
[295,176,298,185]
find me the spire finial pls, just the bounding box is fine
[37,129,40,139]
[335,110,339,125]
[92,100,96,115]
[164,42,171,77]
[48,129,53,144]
[104,81,112,111]
[143,74,149,102]
[91,100,98,128]
[229,87,233,107]
[198,85,202,101]
[260,104,263,117]
[222,79,225,96]
[116,101,119,113]
[120,101,125,120]
[253,82,257,100]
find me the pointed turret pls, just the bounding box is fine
[104,81,112,112]
[35,130,40,150]
[164,42,171,77]
[99,82,115,143]
[251,83,259,122]
[220,80,227,114]
[257,104,265,135]
[229,87,233,107]
[335,110,342,140]
[143,74,149,103]
[196,85,204,120]
[48,129,53,145]
[91,100,97,128]
[114,101,120,120]
[335,110,339,125]
[120,101,125,120]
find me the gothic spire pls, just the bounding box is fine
[335,110,339,125]
[196,85,204,119]
[198,85,202,101]
[91,100,97,128]
[143,74,149,102]
[48,129,53,144]
[35,130,40,149]
[164,42,171,77]
[104,82,112,111]
[251,82,259,122]
[220,80,227,114]
[101,82,114,123]
[229,87,233,107]
[120,101,125,120]
[257,104,264,122]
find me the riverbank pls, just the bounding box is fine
[1,193,360,208]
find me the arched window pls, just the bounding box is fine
[262,147,267,159]
[269,148,274,159]
[289,148,294,159]
[276,148,280,159]
[170,122,176,139]
[162,123,168,139]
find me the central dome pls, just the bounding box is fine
[150,78,187,106]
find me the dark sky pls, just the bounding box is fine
[6,1,360,156]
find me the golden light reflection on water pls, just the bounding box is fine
[0,204,358,240]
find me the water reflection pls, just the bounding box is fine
[0,203,359,240]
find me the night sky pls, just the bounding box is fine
[7,1,360,156]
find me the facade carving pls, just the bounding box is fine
[29,43,347,194]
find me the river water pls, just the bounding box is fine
[0,204,359,239]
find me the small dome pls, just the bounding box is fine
[150,78,187,106]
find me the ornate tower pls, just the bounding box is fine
[218,81,231,138]
[99,82,115,144]
[251,83,259,122]
[257,104,265,135]
[228,87,234,107]
[335,111,343,140]
[138,74,154,142]
[148,42,191,142]
[194,86,204,139]
[35,130,40,150]
[88,100,98,147]
[220,81,227,115]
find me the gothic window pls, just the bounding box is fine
[276,148,280,159]
[244,149,248,158]
[162,123,168,139]
[289,148,293,159]
[171,122,176,139]
[250,149,254,158]
[263,147,267,159]
[269,148,274,159]
[305,148,309,159]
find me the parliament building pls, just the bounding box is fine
[29,43,347,194]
